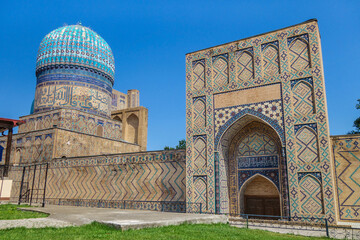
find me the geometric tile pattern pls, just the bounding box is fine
[19,109,122,141]
[295,125,319,164]
[236,47,254,81]
[332,135,360,222]
[193,176,207,212]
[186,20,336,222]
[214,99,283,134]
[288,34,310,72]
[193,97,206,130]
[237,131,278,156]
[213,54,229,88]
[226,121,282,215]
[193,135,207,170]
[292,80,315,117]
[35,25,114,117]
[299,174,324,214]
[262,41,280,77]
[193,60,205,91]
[8,150,186,204]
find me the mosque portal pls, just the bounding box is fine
[227,120,284,217]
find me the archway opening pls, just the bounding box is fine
[225,120,284,217]
[126,114,139,144]
[240,175,280,217]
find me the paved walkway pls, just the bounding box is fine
[0,205,227,230]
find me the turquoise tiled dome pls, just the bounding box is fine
[36,25,115,83]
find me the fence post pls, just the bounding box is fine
[18,167,26,205]
[246,215,249,229]
[42,163,49,207]
[29,165,37,206]
[200,203,202,214]
[325,218,329,238]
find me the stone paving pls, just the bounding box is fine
[0,205,227,230]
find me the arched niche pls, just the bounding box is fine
[239,174,281,216]
[215,115,289,217]
[96,125,103,137]
[126,114,139,144]
[113,116,122,123]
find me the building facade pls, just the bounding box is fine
[185,19,360,226]
[1,20,360,227]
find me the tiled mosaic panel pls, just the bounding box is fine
[36,25,115,79]
[295,125,319,164]
[186,20,335,221]
[332,136,360,222]
[292,80,315,117]
[192,60,205,91]
[193,136,207,170]
[35,83,111,118]
[288,34,310,72]
[236,47,254,81]
[0,129,55,164]
[212,54,229,88]
[237,131,278,157]
[227,122,282,214]
[262,41,280,77]
[193,97,206,131]
[19,109,122,141]
[214,99,283,134]
[193,176,207,212]
[8,150,186,203]
[299,174,324,215]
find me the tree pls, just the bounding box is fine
[164,139,186,150]
[348,99,360,134]
[176,139,186,149]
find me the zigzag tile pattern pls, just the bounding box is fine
[332,135,360,222]
[45,150,186,202]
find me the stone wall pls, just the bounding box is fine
[8,150,186,207]
[19,108,122,141]
[331,134,360,225]
[0,127,140,165]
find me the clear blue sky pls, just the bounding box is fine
[0,0,359,150]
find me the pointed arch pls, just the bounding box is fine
[299,175,324,214]
[289,37,310,72]
[262,44,280,77]
[193,176,207,212]
[126,114,139,144]
[295,126,319,163]
[236,50,254,80]
[292,81,315,116]
[96,125,103,137]
[193,136,207,169]
[113,116,122,123]
[193,62,205,91]
[193,98,206,130]
[239,174,281,215]
[213,56,229,87]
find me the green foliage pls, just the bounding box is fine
[349,99,360,134]
[164,139,186,150]
[0,204,48,220]
[0,222,329,240]
[176,139,186,149]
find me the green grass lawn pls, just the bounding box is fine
[0,203,49,220]
[0,222,330,240]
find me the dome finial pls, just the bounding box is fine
[77,21,82,25]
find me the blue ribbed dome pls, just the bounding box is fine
[36,25,115,82]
